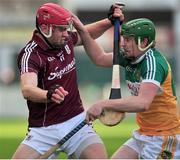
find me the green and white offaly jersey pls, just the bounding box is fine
[119,48,180,136]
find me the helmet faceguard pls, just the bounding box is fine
[36,3,72,38]
[122,18,156,51]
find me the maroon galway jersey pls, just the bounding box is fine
[17,30,84,127]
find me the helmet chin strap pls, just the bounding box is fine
[38,25,58,49]
[39,25,53,38]
[138,37,154,52]
[38,24,69,49]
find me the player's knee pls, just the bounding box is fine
[79,143,108,159]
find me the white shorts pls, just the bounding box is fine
[124,130,180,159]
[22,112,103,158]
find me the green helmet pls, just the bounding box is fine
[122,18,156,51]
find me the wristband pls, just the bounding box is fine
[46,84,60,100]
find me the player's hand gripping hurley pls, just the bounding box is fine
[99,3,125,126]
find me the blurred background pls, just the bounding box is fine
[0,0,180,158]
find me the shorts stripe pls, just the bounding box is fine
[160,135,177,158]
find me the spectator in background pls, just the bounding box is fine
[0,67,15,85]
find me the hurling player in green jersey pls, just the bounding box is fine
[85,18,180,159]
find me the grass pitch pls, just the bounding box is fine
[0,116,138,159]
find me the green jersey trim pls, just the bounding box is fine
[145,49,156,80]
[141,48,167,85]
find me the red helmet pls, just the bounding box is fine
[36,3,71,26]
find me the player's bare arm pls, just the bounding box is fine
[71,4,124,67]
[75,4,124,46]
[85,4,124,40]
[86,82,159,122]
[21,72,68,103]
[72,14,113,67]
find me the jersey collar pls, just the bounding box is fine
[130,48,152,64]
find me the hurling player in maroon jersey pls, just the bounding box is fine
[12,2,123,159]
